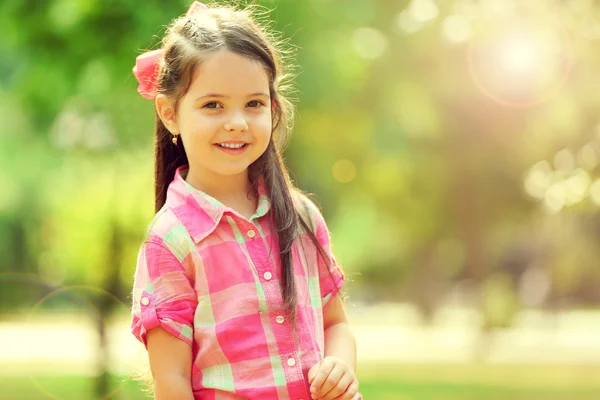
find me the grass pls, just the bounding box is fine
[1,364,599,399]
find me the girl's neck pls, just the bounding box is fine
[185,166,256,214]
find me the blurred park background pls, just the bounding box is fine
[1,0,600,399]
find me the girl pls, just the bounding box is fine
[130,2,361,399]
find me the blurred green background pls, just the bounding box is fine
[1,0,600,399]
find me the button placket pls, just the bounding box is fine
[244,221,284,312]
[245,223,274,288]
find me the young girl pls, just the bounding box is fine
[130,2,361,399]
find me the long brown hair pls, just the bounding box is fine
[152,4,331,319]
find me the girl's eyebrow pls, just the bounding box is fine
[195,92,270,101]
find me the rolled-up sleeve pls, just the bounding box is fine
[130,239,197,347]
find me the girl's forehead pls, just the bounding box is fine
[188,50,270,96]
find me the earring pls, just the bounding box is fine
[172,135,178,145]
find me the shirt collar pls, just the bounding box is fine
[165,165,270,243]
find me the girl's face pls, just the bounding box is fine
[162,50,272,180]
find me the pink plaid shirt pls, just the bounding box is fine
[130,165,351,399]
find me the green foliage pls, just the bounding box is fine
[2,0,600,322]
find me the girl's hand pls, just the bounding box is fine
[307,356,359,400]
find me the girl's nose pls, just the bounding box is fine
[224,112,248,132]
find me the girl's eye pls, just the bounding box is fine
[247,100,265,108]
[203,102,222,109]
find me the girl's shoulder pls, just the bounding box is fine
[141,203,195,258]
[290,187,326,232]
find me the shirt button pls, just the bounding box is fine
[247,229,256,238]
[263,271,272,280]
[141,296,149,306]
[287,357,296,367]
[276,316,284,324]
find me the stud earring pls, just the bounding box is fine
[172,135,178,145]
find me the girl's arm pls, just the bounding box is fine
[147,327,195,400]
[308,294,359,400]
[322,294,357,371]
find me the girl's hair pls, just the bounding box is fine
[152,3,331,319]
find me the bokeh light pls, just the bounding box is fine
[442,14,472,44]
[332,159,357,183]
[352,27,388,59]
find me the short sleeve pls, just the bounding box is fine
[301,195,345,309]
[130,239,198,348]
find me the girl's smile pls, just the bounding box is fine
[214,141,250,154]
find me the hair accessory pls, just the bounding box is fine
[185,1,208,17]
[132,2,208,100]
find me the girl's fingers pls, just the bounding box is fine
[334,380,360,400]
[320,371,354,400]
[307,361,321,385]
[311,363,344,399]
[309,358,336,397]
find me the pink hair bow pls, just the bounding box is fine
[132,1,208,100]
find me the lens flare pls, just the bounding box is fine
[467,16,573,108]
[12,282,133,400]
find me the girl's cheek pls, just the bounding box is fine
[256,112,273,128]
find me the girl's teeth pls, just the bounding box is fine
[218,143,245,149]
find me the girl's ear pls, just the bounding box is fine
[155,94,179,134]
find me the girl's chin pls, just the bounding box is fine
[206,163,254,177]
